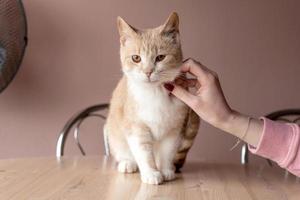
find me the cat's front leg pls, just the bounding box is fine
[157,134,180,181]
[127,125,163,185]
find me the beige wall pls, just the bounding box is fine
[0,0,299,163]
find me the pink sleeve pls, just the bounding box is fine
[248,117,300,177]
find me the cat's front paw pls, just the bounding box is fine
[162,169,176,181]
[141,170,163,185]
[118,160,138,173]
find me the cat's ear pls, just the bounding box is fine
[160,12,179,35]
[117,16,138,46]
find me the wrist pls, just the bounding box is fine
[213,109,239,130]
[214,110,248,136]
[212,110,264,146]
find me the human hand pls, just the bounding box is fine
[164,58,234,128]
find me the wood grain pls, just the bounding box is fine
[0,156,299,200]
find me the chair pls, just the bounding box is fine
[56,103,109,158]
[56,105,300,175]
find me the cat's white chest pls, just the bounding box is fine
[129,82,186,139]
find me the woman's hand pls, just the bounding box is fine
[164,58,234,129]
[164,58,263,146]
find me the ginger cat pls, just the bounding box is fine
[104,12,200,185]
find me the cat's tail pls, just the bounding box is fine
[174,109,200,172]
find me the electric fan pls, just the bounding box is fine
[0,0,27,93]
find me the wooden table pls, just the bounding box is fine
[0,156,299,200]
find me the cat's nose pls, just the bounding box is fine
[145,69,154,78]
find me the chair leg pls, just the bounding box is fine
[74,118,87,156]
[56,132,65,158]
[241,144,248,165]
[103,125,110,156]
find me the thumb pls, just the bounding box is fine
[171,84,196,107]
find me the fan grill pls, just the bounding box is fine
[0,0,27,92]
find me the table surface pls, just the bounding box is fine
[0,156,299,200]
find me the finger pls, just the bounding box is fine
[185,79,199,88]
[175,78,198,88]
[171,84,196,107]
[180,59,209,83]
[174,78,187,88]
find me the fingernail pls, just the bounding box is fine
[163,83,174,92]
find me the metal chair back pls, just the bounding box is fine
[56,104,109,158]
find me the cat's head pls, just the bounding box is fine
[117,12,183,85]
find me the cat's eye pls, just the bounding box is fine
[156,55,166,62]
[132,55,141,63]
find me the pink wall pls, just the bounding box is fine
[0,0,299,163]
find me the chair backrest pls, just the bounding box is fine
[56,104,109,158]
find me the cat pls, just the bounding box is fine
[104,12,200,185]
